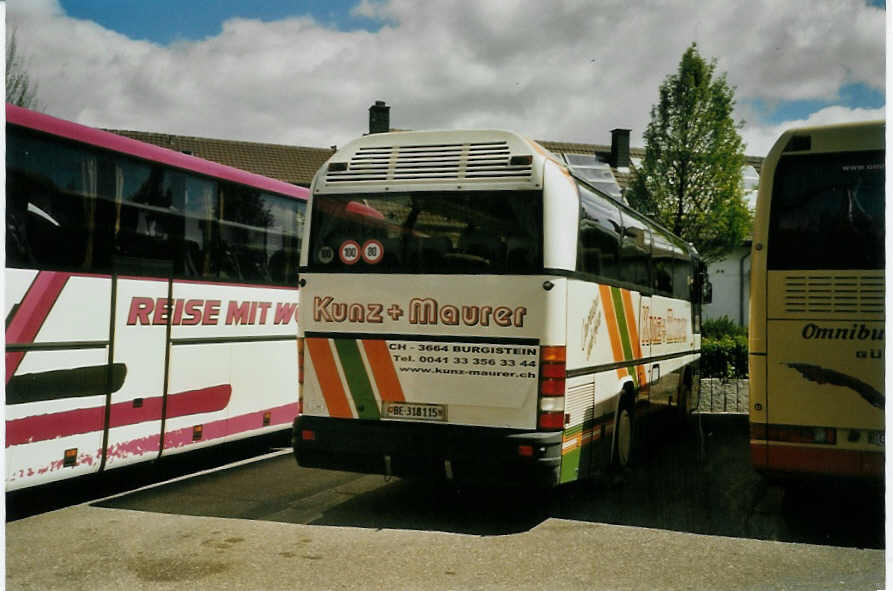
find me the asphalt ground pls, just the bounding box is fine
[5,412,886,590]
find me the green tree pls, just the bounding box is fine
[6,29,44,110]
[626,43,750,261]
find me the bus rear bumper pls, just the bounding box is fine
[751,442,884,479]
[293,415,562,488]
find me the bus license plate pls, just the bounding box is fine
[382,402,446,422]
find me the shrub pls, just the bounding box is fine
[701,333,748,379]
[702,315,746,339]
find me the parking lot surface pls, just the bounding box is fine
[6,414,885,590]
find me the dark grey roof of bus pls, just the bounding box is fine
[106,129,762,190]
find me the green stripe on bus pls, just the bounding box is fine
[560,447,582,483]
[610,287,638,387]
[334,339,380,420]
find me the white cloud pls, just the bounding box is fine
[6,0,885,156]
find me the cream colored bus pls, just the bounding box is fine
[749,121,884,478]
[293,129,705,487]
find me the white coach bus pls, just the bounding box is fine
[293,129,705,487]
[6,105,306,491]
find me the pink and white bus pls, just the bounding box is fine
[5,104,307,491]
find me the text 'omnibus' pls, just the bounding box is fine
[293,129,705,487]
[6,104,308,491]
[749,120,884,479]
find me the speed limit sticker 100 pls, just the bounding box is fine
[338,240,361,265]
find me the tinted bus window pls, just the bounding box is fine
[652,228,692,299]
[114,166,182,276]
[620,211,652,289]
[7,128,114,272]
[179,172,218,280]
[265,193,304,285]
[577,183,621,281]
[768,150,884,270]
[308,191,542,274]
[219,183,303,284]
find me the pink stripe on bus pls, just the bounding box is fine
[6,384,233,447]
[6,402,299,484]
[7,104,309,201]
[161,402,297,450]
[6,272,70,382]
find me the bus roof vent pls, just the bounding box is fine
[324,140,534,186]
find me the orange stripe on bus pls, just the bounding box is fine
[361,340,406,403]
[621,290,647,386]
[599,284,628,378]
[305,338,353,418]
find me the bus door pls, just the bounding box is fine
[104,275,170,469]
[162,279,235,453]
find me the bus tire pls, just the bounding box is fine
[611,397,634,471]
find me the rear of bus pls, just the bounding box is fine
[749,121,884,479]
[294,130,565,486]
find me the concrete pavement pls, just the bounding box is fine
[6,503,884,590]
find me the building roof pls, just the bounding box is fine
[106,129,335,187]
[107,129,763,190]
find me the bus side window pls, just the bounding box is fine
[651,230,675,295]
[219,183,269,283]
[6,129,113,273]
[620,211,652,290]
[113,165,180,277]
[652,229,691,299]
[180,173,218,280]
[576,183,621,281]
[265,194,301,286]
[218,185,301,285]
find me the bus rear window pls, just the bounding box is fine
[307,191,542,274]
[768,150,884,270]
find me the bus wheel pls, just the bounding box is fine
[612,400,634,471]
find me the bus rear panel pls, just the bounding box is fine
[295,129,701,487]
[749,121,884,479]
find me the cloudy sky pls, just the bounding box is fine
[5,0,886,157]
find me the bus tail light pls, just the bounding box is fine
[538,411,566,430]
[539,346,566,397]
[538,346,567,430]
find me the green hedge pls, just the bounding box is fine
[702,315,747,339]
[701,316,748,378]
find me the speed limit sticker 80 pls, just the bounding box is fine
[362,239,383,264]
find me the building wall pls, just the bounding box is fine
[703,245,751,327]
